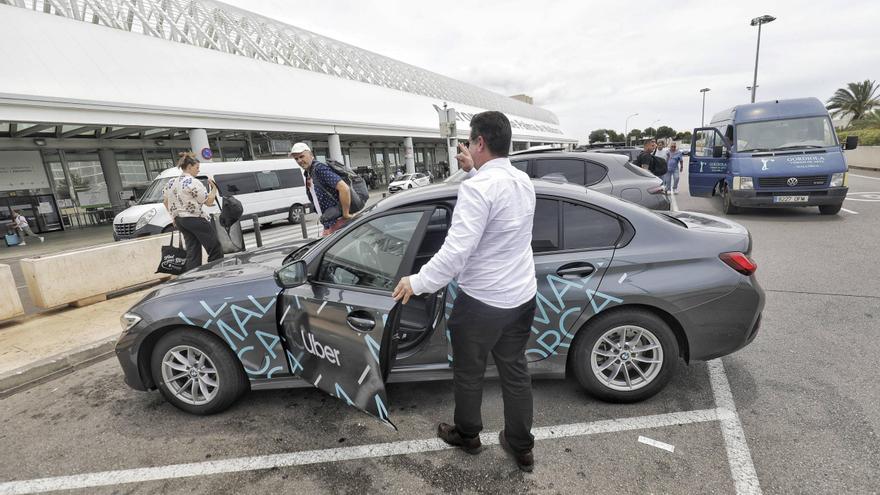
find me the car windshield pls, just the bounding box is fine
[399,174,415,181]
[138,177,173,204]
[737,116,838,152]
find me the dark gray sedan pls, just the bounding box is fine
[116,180,763,425]
[447,150,670,210]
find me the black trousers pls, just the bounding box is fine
[176,216,223,272]
[447,290,537,454]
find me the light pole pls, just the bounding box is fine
[700,88,711,126]
[750,14,776,103]
[624,113,638,147]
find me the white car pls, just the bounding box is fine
[388,173,431,193]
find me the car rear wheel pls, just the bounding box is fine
[819,203,842,215]
[570,310,679,403]
[151,329,248,415]
[288,204,305,224]
[408,184,413,189]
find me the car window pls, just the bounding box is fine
[563,202,622,249]
[256,171,281,191]
[585,162,608,185]
[317,212,423,290]
[511,160,528,173]
[534,159,586,185]
[215,172,258,195]
[532,198,560,252]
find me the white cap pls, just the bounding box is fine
[290,142,311,154]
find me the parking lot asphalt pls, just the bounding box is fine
[1,170,879,494]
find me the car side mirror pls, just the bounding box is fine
[274,260,308,288]
[712,145,725,158]
[844,135,859,151]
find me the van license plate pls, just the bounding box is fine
[774,195,808,203]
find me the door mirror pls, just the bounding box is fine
[844,135,859,151]
[712,145,725,158]
[274,260,308,288]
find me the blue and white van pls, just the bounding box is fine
[689,97,859,215]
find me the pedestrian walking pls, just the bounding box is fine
[392,111,538,472]
[290,143,354,237]
[12,211,43,245]
[635,139,657,170]
[664,143,685,194]
[655,139,669,161]
[162,151,223,272]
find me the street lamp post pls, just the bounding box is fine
[750,14,776,103]
[624,113,638,147]
[700,88,711,126]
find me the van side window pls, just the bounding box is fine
[276,169,305,188]
[215,172,258,195]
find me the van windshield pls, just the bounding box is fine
[138,177,173,204]
[737,116,838,152]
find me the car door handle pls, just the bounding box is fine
[556,263,595,278]
[347,314,375,332]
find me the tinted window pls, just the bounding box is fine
[532,199,559,252]
[534,159,586,185]
[563,202,622,250]
[256,171,281,191]
[277,168,305,188]
[511,160,528,172]
[216,172,258,195]
[585,162,608,185]
[318,212,423,290]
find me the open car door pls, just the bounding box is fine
[274,207,434,428]
[689,127,731,197]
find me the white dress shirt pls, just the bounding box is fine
[409,157,537,309]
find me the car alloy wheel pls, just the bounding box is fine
[590,326,663,392]
[160,345,219,406]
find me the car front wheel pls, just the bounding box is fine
[150,329,249,415]
[570,309,679,403]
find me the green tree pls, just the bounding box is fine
[588,129,608,143]
[675,131,693,142]
[643,127,657,137]
[606,130,623,142]
[627,128,643,141]
[849,109,880,129]
[826,79,880,122]
[656,126,676,140]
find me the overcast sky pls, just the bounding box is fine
[225,0,877,142]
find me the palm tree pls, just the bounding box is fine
[826,80,880,121]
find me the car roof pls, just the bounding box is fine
[510,150,631,166]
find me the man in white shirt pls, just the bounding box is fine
[393,111,538,472]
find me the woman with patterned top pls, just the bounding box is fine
[162,152,223,272]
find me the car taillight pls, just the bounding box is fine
[647,186,664,194]
[720,252,757,276]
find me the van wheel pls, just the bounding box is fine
[722,184,739,215]
[150,329,249,415]
[819,204,842,215]
[570,310,678,403]
[288,204,305,224]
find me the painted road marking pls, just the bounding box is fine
[709,359,762,495]
[841,208,859,215]
[638,436,675,453]
[849,173,880,181]
[0,409,723,495]
[844,191,880,202]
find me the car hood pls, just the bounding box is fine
[389,180,410,187]
[114,204,160,225]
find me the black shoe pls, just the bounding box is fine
[437,423,482,454]
[499,430,534,472]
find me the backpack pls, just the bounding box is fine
[317,160,370,213]
[649,154,668,177]
[218,195,243,229]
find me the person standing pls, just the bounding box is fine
[664,143,685,194]
[635,139,657,171]
[655,139,669,162]
[392,111,538,472]
[12,211,43,245]
[290,143,354,237]
[162,152,223,272]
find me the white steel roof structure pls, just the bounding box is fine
[0,0,572,143]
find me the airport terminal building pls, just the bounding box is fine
[0,0,574,234]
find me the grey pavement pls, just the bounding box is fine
[0,172,879,493]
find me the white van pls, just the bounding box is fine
[113,159,310,241]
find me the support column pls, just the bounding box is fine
[188,128,212,162]
[328,134,344,163]
[403,137,415,174]
[98,149,125,214]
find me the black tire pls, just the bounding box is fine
[570,309,679,403]
[407,184,413,189]
[150,328,249,415]
[721,184,739,215]
[288,204,305,224]
[819,203,842,215]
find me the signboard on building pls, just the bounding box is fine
[0,151,50,191]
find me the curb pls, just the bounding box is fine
[0,336,118,398]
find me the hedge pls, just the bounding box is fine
[838,128,880,146]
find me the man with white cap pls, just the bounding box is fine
[289,142,353,236]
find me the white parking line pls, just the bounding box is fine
[638,436,675,453]
[708,359,762,495]
[849,173,880,181]
[841,208,859,215]
[0,409,723,495]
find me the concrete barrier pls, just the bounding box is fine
[0,264,24,321]
[20,234,173,309]
[845,146,880,171]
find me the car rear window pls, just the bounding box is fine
[624,161,656,178]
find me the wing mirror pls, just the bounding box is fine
[274,260,308,288]
[844,135,859,151]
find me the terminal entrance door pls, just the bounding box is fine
[0,195,63,234]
